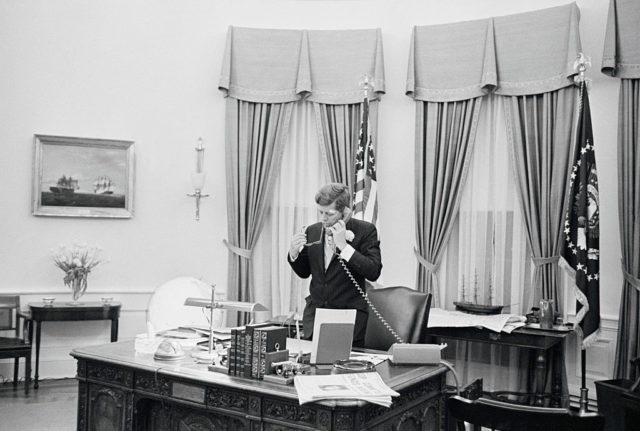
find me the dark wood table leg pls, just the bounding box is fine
[110,318,119,342]
[27,318,33,392]
[534,348,546,406]
[25,350,31,395]
[551,343,563,407]
[34,320,41,390]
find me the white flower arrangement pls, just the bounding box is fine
[51,242,105,300]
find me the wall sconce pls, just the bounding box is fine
[187,137,209,221]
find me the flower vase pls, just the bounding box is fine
[68,275,88,305]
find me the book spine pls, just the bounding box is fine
[251,329,261,378]
[238,329,246,377]
[258,330,268,379]
[243,329,252,378]
[229,328,237,375]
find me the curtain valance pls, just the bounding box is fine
[602,0,640,78]
[406,3,581,102]
[218,27,385,104]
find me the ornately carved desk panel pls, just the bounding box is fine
[72,341,447,431]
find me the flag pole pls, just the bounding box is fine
[574,52,590,414]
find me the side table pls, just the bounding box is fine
[28,302,121,389]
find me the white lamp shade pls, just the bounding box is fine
[190,172,206,190]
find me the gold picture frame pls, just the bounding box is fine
[32,135,135,218]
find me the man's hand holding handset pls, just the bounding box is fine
[326,219,348,252]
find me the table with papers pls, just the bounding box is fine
[425,309,574,407]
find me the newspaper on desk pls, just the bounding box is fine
[294,372,399,408]
[427,308,526,333]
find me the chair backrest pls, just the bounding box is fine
[447,395,605,431]
[364,286,432,350]
[0,295,20,331]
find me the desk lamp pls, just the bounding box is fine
[184,284,268,363]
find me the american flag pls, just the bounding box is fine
[562,85,600,348]
[353,94,378,224]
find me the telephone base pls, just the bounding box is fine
[388,343,445,365]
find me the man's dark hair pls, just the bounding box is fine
[315,183,351,211]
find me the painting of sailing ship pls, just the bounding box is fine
[33,135,134,218]
[94,176,114,195]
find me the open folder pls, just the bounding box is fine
[310,309,356,365]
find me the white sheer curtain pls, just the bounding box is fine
[252,101,330,321]
[438,94,535,394]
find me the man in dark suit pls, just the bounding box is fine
[288,183,382,347]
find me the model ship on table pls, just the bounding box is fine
[454,271,504,315]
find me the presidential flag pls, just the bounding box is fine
[562,85,601,348]
[353,95,378,224]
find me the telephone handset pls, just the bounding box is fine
[328,220,404,345]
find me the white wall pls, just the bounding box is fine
[0,0,621,396]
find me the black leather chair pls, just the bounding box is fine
[0,295,32,394]
[364,286,432,351]
[447,395,605,431]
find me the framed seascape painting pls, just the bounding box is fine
[32,135,135,218]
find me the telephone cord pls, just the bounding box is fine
[336,256,404,344]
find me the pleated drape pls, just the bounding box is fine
[224,99,293,318]
[600,0,640,381]
[313,102,361,189]
[313,101,379,194]
[614,78,640,380]
[502,87,578,310]
[220,27,385,317]
[414,98,483,305]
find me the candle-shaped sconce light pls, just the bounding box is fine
[187,137,210,221]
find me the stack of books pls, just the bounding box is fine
[227,324,287,379]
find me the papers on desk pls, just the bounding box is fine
[428,308,526,333]
[349,352,390,366]
[286,337,312,355]
[294,372,399,407]
[180,326,232,341]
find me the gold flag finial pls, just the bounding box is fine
[574,53,591,84]
[359,74,374,100]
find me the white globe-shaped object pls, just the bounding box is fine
[146,276,224,332]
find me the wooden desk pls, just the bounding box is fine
[425,325,572,407]
[71,341,447,431]
[28,302,121,389]
[621,390,640,430]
